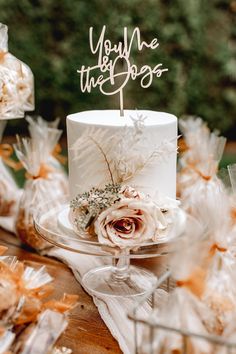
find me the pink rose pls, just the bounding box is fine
[94,198,168,248]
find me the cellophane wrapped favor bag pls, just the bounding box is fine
[217,315,236,354]
[178,117,226,217]
[0,246,78,354]
[187,185,236,339]
[0,121,22,232]
[178,117,225,193]
[139,205,236,352]
[0,23,34,119]
[194,191,236,336]
[177,117,209,196]
[26,115,68,196]
[203,255,236,337]
[14,135,65,250]
[140,221,217,354]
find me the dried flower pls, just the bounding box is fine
[70,183,122,236]
[70,182,176,248]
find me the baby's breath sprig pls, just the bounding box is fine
[70,183,122,230]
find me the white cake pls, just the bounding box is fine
[67,110,177,201]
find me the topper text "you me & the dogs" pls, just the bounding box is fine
[77,26,168,116]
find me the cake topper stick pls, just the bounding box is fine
[77,26,168,117]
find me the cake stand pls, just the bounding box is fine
[34,196,186,298]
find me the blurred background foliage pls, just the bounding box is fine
[0,0,236,137]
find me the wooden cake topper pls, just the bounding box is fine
[77,26,168,116]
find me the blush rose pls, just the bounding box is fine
[94,198,168,248]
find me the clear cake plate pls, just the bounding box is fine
[34,196,187,298]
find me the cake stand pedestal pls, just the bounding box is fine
[83,249,157,297]
[34,197,186,298]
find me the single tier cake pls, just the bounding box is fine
[66,109,181,247]
[67,109,177,201]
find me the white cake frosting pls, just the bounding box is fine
[67,110,177,201]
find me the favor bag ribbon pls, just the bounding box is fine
[176,267,206,298]
[0,143,22,170]
[178,137,189,153]
[181,162,217,181]
[209,243,227,257]
[188,163,213,181]
[0,50,7,63]
[52,144,67,165]
[185,162,218,181]
[230,208,236,222]
[25,164,53,180]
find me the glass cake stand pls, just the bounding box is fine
[34,196,186,298]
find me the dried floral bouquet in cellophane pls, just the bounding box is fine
[0,245,78,354]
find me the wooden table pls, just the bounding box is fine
[0,228,167,354]
[0,228,121,353]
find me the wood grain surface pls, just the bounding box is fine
[0,228,122,354]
